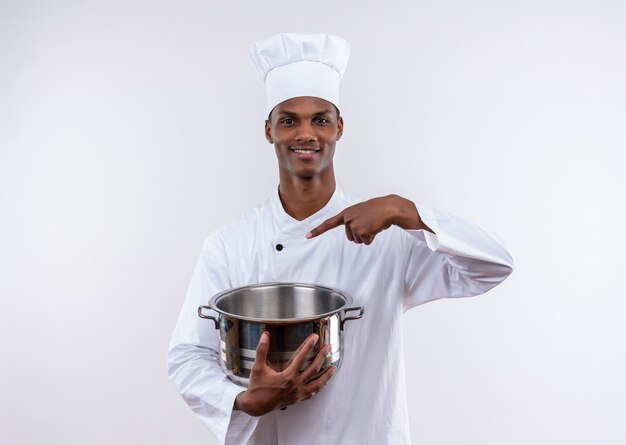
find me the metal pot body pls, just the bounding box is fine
[198,283,364,387]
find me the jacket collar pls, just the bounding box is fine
[270,186,345,234]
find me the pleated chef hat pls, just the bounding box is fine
[250,33,350,114]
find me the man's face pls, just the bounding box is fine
[265,96,343,181]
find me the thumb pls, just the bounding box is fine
[253,331,270,367]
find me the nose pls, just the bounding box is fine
[295,122,317,142]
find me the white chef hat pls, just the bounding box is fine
[250,33,350,115]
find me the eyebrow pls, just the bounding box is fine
[276,109,334,117]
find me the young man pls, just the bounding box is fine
[168,33,514,444]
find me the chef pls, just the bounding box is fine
[168,33,514,444]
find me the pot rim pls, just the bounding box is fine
[208,282,354,323]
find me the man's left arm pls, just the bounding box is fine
[307,194,514,307]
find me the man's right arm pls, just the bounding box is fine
[167,235,259,445]
[167,235,336,443]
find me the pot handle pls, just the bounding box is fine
[197,305,219,329]
[341,306,364,330]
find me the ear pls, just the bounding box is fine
[265,120,273,144]
[336,116,344,141]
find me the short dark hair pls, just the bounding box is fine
[267,104,341,121]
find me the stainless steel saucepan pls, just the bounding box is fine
[198,282,364,387]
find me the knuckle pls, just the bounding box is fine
[280,380,294,391]
[317,346,330,358]
[322,370,335,383]
[285,373,297,386]
[310,380,325,392]
[279,373,296,389]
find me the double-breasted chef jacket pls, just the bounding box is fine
[168,186,514,445]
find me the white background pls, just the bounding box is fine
[1,1,625,444]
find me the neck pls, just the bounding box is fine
[278,172,336,221]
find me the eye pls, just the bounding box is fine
[315,118,329,124]
[280,118,295,125]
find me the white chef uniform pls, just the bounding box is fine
[168,186,514,444]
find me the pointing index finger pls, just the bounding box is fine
[305,213,345,239]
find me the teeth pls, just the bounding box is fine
[292,149,318,153]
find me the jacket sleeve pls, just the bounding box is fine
[167,234,260,444]
[401,204,514,310]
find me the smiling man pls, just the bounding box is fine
[168,33,514,445]
[266,97,342,221]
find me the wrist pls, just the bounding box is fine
[387,195,419,229]
[234,391,248,412]
[388,195,434,233]
[235,390,267,417]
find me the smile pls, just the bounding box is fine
[290,148,321,153]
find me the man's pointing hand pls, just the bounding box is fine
[305,194,433,245]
